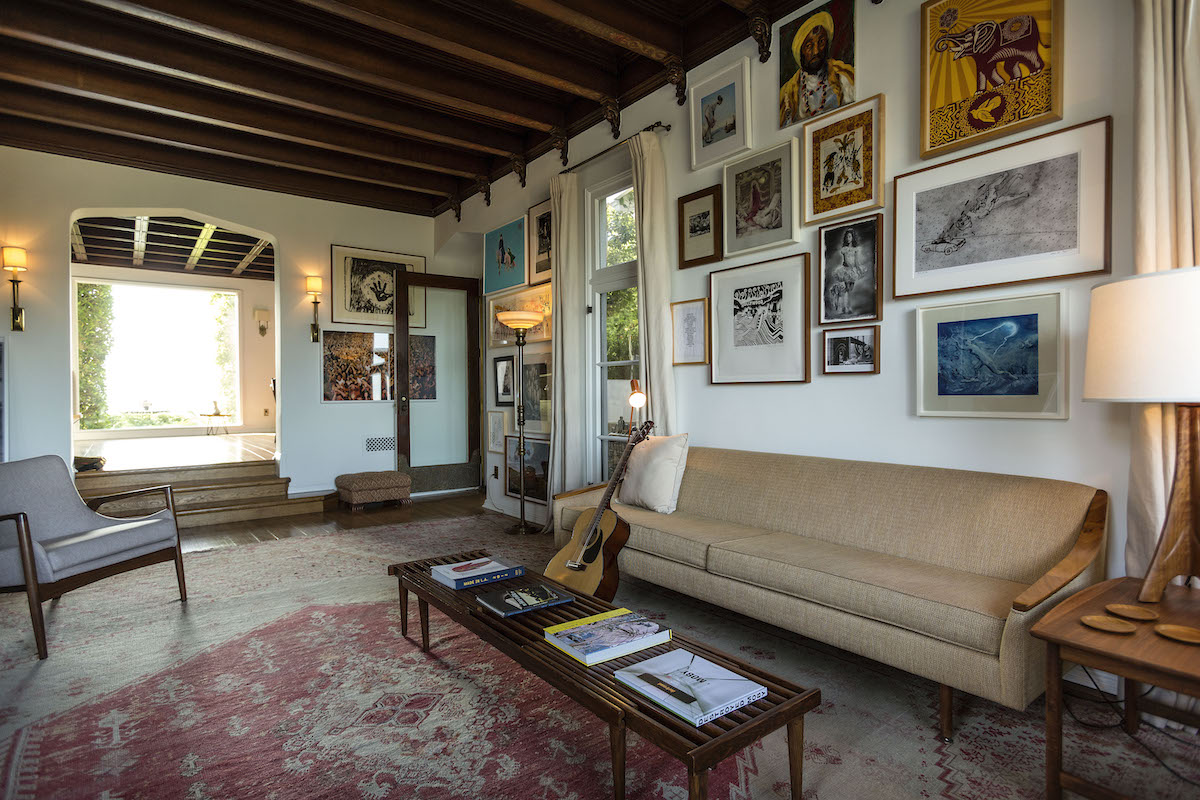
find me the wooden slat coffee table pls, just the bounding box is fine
[388,550,821,800]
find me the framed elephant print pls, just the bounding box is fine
[920,0,1063,158]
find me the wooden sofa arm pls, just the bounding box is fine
[552,482,609,501]
[1012,490,1108,612]
[86,485,175,514]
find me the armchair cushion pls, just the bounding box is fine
[41,512,177,575]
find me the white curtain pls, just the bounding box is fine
[1129,0,1199,719]
[628,131,677,436]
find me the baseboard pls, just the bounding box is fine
[1065,665,1119,696]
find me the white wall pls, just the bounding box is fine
[435,0,1136,572]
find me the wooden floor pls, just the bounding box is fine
[179,489,490,553]
[74,433,277,472]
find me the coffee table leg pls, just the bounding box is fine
[399,585,409,637]
[788,717,804,800]
[1124,678,1139,734]
[419,598,430,652]
[1046,643,1062,800]
[687,767,707,800]
[609,722,625,799]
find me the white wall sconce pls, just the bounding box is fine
[306,276,322,343]
[253,307,270,337]
[2,247,28,332]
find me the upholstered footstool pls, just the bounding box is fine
[334,470,412,512]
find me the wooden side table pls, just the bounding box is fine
[1031,577,1200,800]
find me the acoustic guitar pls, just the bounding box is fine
[544,420,654,602]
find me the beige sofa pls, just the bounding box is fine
[553,446,1107,739]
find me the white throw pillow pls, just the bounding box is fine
[618,433,689,514]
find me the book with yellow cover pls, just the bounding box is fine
[543,608,670,666]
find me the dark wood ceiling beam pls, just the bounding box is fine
[507,0,682,63]
[72,0,564,131]
[0,2,526,157]
[72,255,275,281]
[292,0,617,102]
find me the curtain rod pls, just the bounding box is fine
[559,121,671,174]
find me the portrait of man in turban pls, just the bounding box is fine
[778,0,856,128]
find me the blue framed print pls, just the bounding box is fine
[484,217,526,295]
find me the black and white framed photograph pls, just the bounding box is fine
[722,139,801,257]
[916,292,1066,418]
[487,410,507,455]
[678,185,722,270]
[330,244,426,328]
[493,355,514,407]
[321,330,394,402]
[822,325,879,375]
[894,117,1111,299]
[671,298,709,365]
[520,349,552,436]
[506,435,549,504]
[689,57,752,171]
[709,254,810,384]
[527,198,552,286]
[819,213,882,325]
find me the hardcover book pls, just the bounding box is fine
[613,649,767,727]
[543,608,670,666]
[476,583,573,617]
[430,557,524,590]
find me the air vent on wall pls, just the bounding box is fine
[364,436,395,453]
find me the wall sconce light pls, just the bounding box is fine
[306,276,322,343]
[2,247,28,332]
[253,307,270,337]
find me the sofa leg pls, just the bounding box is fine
[939,684,953,743]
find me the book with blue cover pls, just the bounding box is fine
[430,557,524,589]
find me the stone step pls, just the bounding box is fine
[82,476,292,516]
[74,460,277,491]
[175,495,327,528]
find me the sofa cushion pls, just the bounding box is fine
[708,533,1026,654]
[619,434,689,513]
[41,515,177,574]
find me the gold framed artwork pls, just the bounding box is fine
[920,0,1063,159]
[802,94,884,227]
[670,298,709,365]
[488,283,552,348]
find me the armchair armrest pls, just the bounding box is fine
[1012,490,1108,612]
[553,482,610,501]
[85,485,175,514]
[0,511,39,589]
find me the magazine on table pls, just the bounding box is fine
[613,649,767,727]
[543,608,670,666]
[476,583,573,617]
[430,557,524,590]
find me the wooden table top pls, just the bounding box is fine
[389,550,822,768]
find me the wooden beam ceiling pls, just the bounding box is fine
[75,215,276,280]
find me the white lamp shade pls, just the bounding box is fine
[495,309,544,330]
[305,276,323,295]
[1,246,27,272]
[1083,266,1200,403]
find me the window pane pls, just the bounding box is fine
[603,187,637,268]
[605,438,627,480]
[604,364,637,435]
[604,286,639,361]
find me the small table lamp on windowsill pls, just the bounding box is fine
[1083,266,1200,602]
[496,309,545,536]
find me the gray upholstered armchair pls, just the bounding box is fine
[0,454,186,659]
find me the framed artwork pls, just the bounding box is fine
[493,355,514,407]
[802,93,884,226]
[330,245,426,328]
[822,325,879,375]
[671,298,709,366]
[920,0,1063,159]
[689,57,752,170]
[778,0,857,129]
[818,213,882,325]
[722,139,800,257]
[894,117,1111,299]
[527,199,552,286]
[487,410,507,455]
[321,330,394,402]
[678,185,723,270]
[709,254,810,385]
[488,283,552,348]
[916,292,1066,419]
[409,335,436,400]
[483,217,526,295]
[505,435,550,504]
[520,349,552,436]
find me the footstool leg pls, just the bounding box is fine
[610,722,625,800]
[687,767,708,800]
[399,585,409,637]
[788,717,804,800]
[419,598,430,652]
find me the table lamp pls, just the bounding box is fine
[496,309,545,536]
[1083,266,1200,602]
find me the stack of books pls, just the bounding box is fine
[430,557,524,589]
[544,608,670,666]
[614,649,767,727]
[476,583,573,617]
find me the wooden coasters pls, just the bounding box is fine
[1105,603,1160,622]
[1154,624,1200,645]
[1081,615,1136,634]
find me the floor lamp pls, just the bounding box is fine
[496,309,546,536]
[1083,266,1200,601]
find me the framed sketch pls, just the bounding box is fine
[916,292,1066,419]
[819,213,882,325]
[0,336,7,462]
[671,298,709,365]
[920,0,1063,159]
[505,435,549,504]
[487,410,507,455]
[321,330,394,402]
[330,245,426,328]
[709,254,810,385]
[520,349,552,436]
[802,93,884,227]
[494,355,514,407]
[483,217,526,295]
[823,325,879,375]
[778,0,857,129]
[689,57,752,170]
[527,199,552,286]
[409,335,436,400]
[489,283,552,348]
[894,117,1111,299]
[722,139,800,257]
[678,185,722,269]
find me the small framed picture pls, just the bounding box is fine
[493,355,514,407]
[526,199,552,286]
[678,185,722,269]
[802,93,885,227]
[916,292,1066,419]
[818,213,882,325]
[709,254,810,385]
[488,283,551,348]
[330,244,426,328]
[487,410,507,454]
[519,349,552,436]
[483,217,526,295]
[689,57,752,171]
[671,298,709,365]
[506,435,549,504]
[822,325,879,375]
[723,139,801,257]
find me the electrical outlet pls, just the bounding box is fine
[264,408,270,416]
[492,466,499,479]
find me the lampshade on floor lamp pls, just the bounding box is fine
[496,309,545,536]
[1083,266,1200,602]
